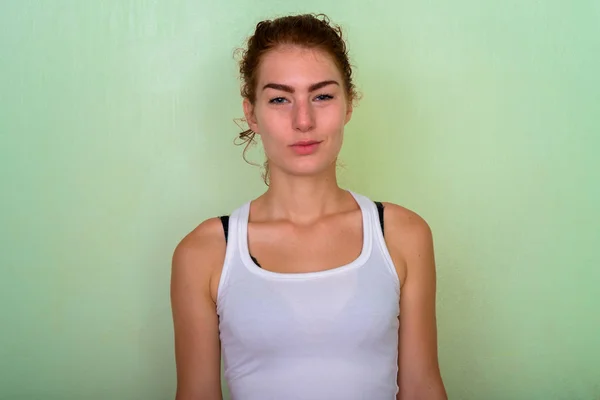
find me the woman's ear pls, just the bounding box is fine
[344,101,354,124]
[243,98,259,133]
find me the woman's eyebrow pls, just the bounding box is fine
[309,80,339,91]
[262,80,340,93]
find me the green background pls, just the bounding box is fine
[1,1,598,399]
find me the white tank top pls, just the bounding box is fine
[216,191,400,400]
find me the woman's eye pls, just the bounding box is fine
[269,97,288,104]
[315,94,334,101]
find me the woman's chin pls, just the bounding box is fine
[280,161,336,178]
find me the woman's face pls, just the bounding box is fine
[243,45,353,178]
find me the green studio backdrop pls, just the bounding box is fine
[1,1,598,399]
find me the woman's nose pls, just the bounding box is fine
[292,101,315,132]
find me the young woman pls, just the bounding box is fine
[171,14,447,400]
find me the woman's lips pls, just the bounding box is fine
[290,140,322,155]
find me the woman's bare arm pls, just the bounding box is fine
[384,203,447,400]
[171,218,225,400]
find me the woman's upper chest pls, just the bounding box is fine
[247,208,364,274]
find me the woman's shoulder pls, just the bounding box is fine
[379,201,434,259]
[172,218,227,295]
[380,202,431,234]
[176,217,226,250]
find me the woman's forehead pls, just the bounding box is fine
[257,46,342,87]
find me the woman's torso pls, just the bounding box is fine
[214,191,401,400]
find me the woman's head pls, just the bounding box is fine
[236,14,357,184]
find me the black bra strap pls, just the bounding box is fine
[219,215,230,243]
[374,201,385,236]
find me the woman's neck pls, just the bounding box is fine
[251,168,350,225]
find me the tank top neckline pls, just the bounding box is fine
[237,190,374,280]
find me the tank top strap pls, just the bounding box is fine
[349,192,399,286]
[216,201,249,311]
[348,191,379,232]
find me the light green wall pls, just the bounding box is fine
[1,1,598,399]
